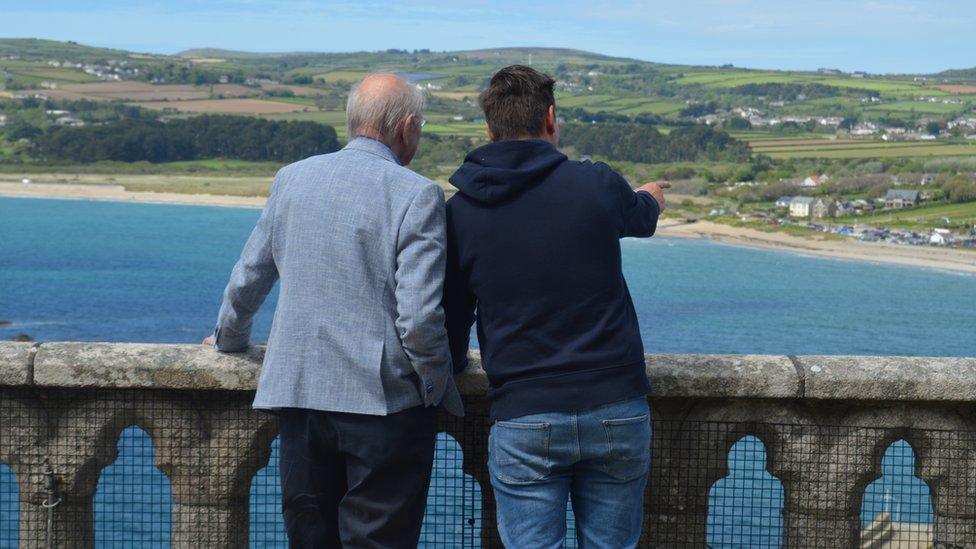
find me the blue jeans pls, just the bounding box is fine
[489,397,651,548]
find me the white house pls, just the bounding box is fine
[802,174,828,188]
[930,229,952,246]
[789,196,816,218]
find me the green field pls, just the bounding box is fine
[835,201,976,230]
[0,59,100,84]
[0,158,281,177]
[864,100,969,114]
[263,96,319,107]
[671,70,939,97]
[555,93,684,116]
[756,140,976,159]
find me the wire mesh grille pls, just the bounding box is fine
[0,463,16,549]
[248,435,284,546]
[93,426,172,547]
[0,387,972,547]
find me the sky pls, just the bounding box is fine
[1,0,973,74]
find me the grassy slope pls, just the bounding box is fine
[834,201,976,230]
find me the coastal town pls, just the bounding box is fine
[708,172,976,250]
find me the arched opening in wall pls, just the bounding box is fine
[248,434,285,546]
[420,432,483,546]
[860,439,933,547]
[93,425,172,547]
[707,435,784,548]
[0,463,18,547]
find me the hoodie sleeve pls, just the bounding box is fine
[606,165,660,238]
[443,199,477,373]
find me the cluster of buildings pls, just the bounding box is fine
[777,184,922,220]
[948,117,976,131]
[44,109,84,127]
[915,96,967,106]
[47,59,138,81]
[704,107,844,129]
[743,173,940,222]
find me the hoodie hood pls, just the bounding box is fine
[449,139,567,204]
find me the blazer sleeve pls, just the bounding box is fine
[607,165,660,238]
[394,184,453,405]
[213,176,281,352]
[443,200,476,373]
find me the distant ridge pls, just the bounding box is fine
[177,46,640,64]
[0,38,158,61]
[177,47,322,59]
[932,66,976,82]
[2,38,974,80]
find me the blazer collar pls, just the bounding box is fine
[343,137,401,165]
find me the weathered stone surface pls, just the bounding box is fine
[784,511,858,548]
[171,502,248,549]
[646,353,800,399]
[20,344,976,404]
[6,344,976,547]
[800,355,976,401]
[33,343,264,390]
[0,341,34,386]
[461,352,801,399]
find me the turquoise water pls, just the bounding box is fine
[1,197,973,354]
[1,196,974,547]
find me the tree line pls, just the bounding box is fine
[559,123,752,164]
[30,115,340,163]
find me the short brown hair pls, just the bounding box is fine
[479,65,555,141]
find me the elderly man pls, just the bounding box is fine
[204,73,461,548]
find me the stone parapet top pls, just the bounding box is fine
[1,342,975,401]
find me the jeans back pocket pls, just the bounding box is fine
[600,414,651,481]
[490,421,551,484]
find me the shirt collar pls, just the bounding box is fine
[343,136,401,165]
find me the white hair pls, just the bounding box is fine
[345,74,425,140]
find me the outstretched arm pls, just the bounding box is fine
[616,168,670,238]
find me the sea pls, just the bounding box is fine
[1,196,974,547]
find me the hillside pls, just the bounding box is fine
[0,38,156,62]
[2,38,975,168]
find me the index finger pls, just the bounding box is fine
[658,181,672,189]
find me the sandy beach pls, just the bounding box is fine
[3,181,975,274]
[658,220,976,274]
[0,181,266,208]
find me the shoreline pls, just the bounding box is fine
[0,181,266,209]
[657,220,976,275]
[3,182,975,275]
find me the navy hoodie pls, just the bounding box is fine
[444,139,660,421]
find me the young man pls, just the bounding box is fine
[205,74,461,548]
[443,65,668,547]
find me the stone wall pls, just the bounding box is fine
[2,342,975,547]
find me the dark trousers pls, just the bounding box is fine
[278,405,437,549]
